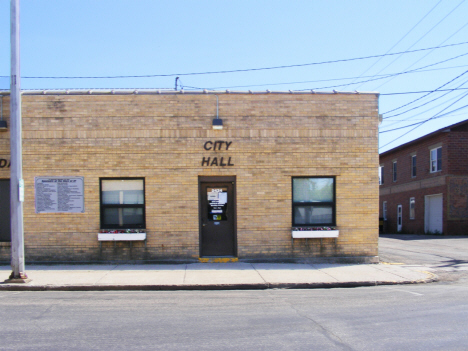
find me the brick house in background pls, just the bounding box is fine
[379,119,468,235]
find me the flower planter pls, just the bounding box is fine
[98,232,146,241]
[291,230,339,239]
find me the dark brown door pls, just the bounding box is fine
[200,180,236,257]
[0,179,11,242]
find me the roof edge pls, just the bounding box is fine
[0,89,380,96]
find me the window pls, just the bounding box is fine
[409,197,415,219]
[411,155,417,178]
[292,177,335,226]
[100,178,145,229]
[430,147,442,172]
[379,166,384,185]
[383,201,387,220]
[393,161,397,182]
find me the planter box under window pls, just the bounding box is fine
[291,230,339,239]
[98,232,146,241]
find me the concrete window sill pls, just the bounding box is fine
[98,233,146,241]
[292,230,339,239]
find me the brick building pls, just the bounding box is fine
[0,90,379,263]
[379,119,468,235]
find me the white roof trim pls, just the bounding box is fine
[0,89,379,96]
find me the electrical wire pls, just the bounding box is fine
[346,0,442,88]
[382,88,468,130]
[366,0,467,91]
[381,87,468,96]
[379,103,468,133]
[181,63,468,91]
[379,89,468,149]
[294,52,468,91]
[14,41,468,79]
[373,19,468,91]
[382,68,468,117]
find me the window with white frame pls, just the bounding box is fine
[393,161,397,182]
[292,177,335,226]
[411,155,417,178]
[409,197,415,219]
[383,201,387,220]
[430,147,442,173]
[379,166,384,185]
[100,178,145,229]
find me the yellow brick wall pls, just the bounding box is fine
[0,92,379,262]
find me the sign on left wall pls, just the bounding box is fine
[35,177,84,213]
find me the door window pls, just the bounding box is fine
[397,205,402,232]
[207,187,228,221]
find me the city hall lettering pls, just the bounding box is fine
[0,159,10,168]
[202,141,234,167]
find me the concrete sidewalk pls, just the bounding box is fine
[0,262,437,291]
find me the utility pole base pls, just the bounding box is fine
[5,272,31,283]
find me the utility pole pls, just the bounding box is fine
[8,0,28,282]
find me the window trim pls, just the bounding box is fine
[411,155,417,178]
[291,176,336,227]
[393,161,397,182]
[430,147,442,173]
[409,197,415,220]
[100,177,146,229]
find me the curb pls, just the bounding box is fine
[0,274,438,291]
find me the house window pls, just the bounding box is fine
[393,161,397,182]
[100,178,145,229]
[379,166,384,185]
[292,177,335,226]
[430,147,442,172]
[409,197,415,219]
[411,155,417,178]
[383,201,387,220]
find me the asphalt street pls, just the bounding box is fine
[1,282,467,351]
[1,234,467,351]
[379,234,468,284]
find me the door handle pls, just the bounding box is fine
[203,224,206,227]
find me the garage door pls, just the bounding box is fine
[425,194,443,234]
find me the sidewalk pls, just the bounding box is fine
[0,262,437,291]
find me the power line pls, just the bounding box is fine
[381,87,468,95]
[373,19,468,91]
[382,68,468,117]
[295,52,468,91]
[182,63,468,91]
[379,103,468,133]
[382,89,468,130]
[379,89,468,149]
[369,0,467,91]
[14,41,468,79]
[346,0,442,88]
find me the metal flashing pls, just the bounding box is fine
[0,89,379,96]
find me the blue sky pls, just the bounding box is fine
[1,0,468,152]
